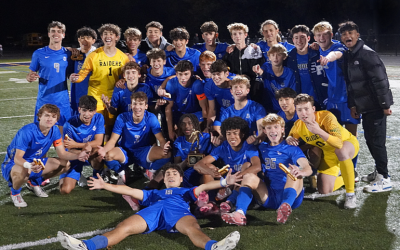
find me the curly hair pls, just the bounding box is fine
[146,48,166,61]
[170,27,190,41]
[221,117,250,140]
[177,114,200,137]
[98,23,121,37]
[76,26,97,40]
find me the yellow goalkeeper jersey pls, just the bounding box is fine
[288,110,353,153]
[76,47,129,111]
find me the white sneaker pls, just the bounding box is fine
[26,183,49,198]
[361,170,377,182]
[363,174,392,193]
[212,231,240,250]
[58,231,88,250]
[11,193,27,207]
[78,174,87,187]
[344,195,357,209]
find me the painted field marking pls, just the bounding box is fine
[8,78,29,83]
[0,97,36,101]
[0,115,34,119]
[0,71,17,74]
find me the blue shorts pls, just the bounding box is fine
[136,202,195,233]
[262,186,305,210]
[34,103,71,126]
[1,158,47,187]
[327,102,360,125]
[182,167,202,188]
[59,160,90,181]
[120,146,170,171]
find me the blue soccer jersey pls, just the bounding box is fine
[2,123,62,166]
[112,111,161,151]
[320,42,347,103]
[209,141,259,173]
[257,41,295,62]
[277,110,299,138]
[214,100,266,135]
[204,73,235,118]
[111,83,154,114]
[259,141,305,190]
[296,54,316,100]
[145,67,176,98]
[166,48,201,72]
[133,49,148,66]
[173,133,213,160]
[63,113,105,143]
[260,63,298,113]
[192,42,229,60]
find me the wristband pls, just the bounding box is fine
[220,178,228,187]
[23,162,31,169]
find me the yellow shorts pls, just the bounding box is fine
[97,109,115,127]
[318,134,359,176]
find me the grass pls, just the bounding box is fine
[0,63,400,250]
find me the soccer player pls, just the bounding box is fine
[253,44,297,113]
[287,94,359,209]
[312,21,359,136]
[257,19,295,62]
[26,21,72,132]
[195,116,261,209]
[70,23,130,139]
[339,21,393,192]
[58,164,241,250]
[275,88,299,137]
[222,113,312,225]
[139,21,171,53]
[205,60,235,131]
[192,21,229,60]
[102,61,153,116]
[213,75,266,137]
[287,25,328,110]
[60,96,105,194]
[166,27,201,72]
[70,27,97,116]
[123,27,148,66]
[197,50,217,81]
[222,22,265,102]
[1,104,89,207]
[162,60,208,141]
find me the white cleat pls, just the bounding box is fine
[212,231,240,250]
[344,195,357,209]
[58,231,88,250]
[11,193,27,207]
[26,183,49,198]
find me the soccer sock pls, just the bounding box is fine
[281,187,297,207]
[352,154,359,170]
[226,190,239,204]
[333,176,344,191]
[235,186,253,215]
[105,160,123,173]
[83,235,108,250]
[11,187,22,195]
[29,176,43,186]
[205,240,218,250]
[340,158,355,193]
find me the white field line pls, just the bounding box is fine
[0,97,37,101]
[0,115,34,120]
[0,61,31,64]
[0,71,17,74]
[2,87,36,90]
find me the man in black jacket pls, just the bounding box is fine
[339,21,393,193]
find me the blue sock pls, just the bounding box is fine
[282,187,297,206]
[205,240,218,250]
[105,160,122,173]
[83,235,108,250]
[352,154,359,170]
[235,187,253,215]
[226,190,239,204]
[11,187,22,195]
[30,176,43,186]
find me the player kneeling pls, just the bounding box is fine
[222,114,312,225]
[58,164,240,250]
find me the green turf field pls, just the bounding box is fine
[0,59,399,250]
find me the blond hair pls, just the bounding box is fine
[312,21,333,34]
[261,113,285,128]
[230,75,250,89]
[124,27,142,40]
[227,23,249,34]
[267,44,288,57]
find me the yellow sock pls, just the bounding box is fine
[333,175,344,191]
[339,158,355,193]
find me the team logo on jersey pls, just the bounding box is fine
[165,189,173,195]
[93,126,96,131]
[35,148,43,156]
[246,113,250,119]
[83,135,93,143]
[63,56,67,61]
[277,151,282,155]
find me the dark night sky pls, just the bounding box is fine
[1,0,399,44]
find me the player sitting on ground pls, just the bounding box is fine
[58,164,241,250]
[1,104,90,207]
[192,21,229,60]
[102,61,153,116]
[123,27,148,66]
[222,113,312,225]
[287,94,359,209]
[60,96,105,194]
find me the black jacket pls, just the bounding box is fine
[343,39,393,113]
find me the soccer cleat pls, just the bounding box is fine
[196,191,209,208]
[122,195,140,211]
[344,195,357,209]
[145,169,156,181]
[199,202,220,215]
[363,174,392,193]
[221,211,247,226]
[26,182,48,198]
[58,231,88,250]
[11,193,27,207]
[41,178,51,186]
[361,170,377,182]
[216,187,232,201]
[276,202,292,224]
[212,231,240,250]
[220,201,233,214]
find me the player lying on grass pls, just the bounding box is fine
[58,164,241,250]
[1,104,90,207]
[222,114,312,225]
[60,96,105,194]
[287,94,359,209]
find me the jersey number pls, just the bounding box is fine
[108,67,112,76]
[264,158,276,170]
[54,63,60,73]
[316,141,325,147]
